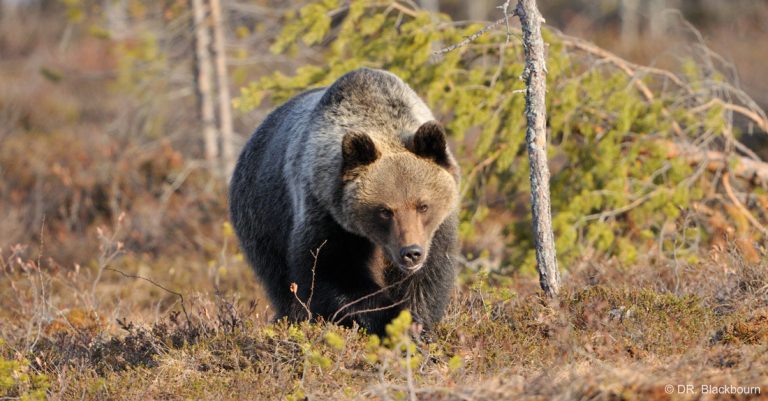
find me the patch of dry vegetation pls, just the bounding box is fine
[2,238,767,400]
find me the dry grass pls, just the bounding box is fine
[1,233,767,400]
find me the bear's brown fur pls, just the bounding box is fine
[229,68,460,335]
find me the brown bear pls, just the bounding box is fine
[229,68,460,336]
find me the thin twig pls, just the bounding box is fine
[90,214,125,301]
[105,267,192,326]
[498,0,513,45]
[581,188,662,222]
[330,275,411,323]
[334,298,408,325]
[461,144,507,198]
[689,98,768,134]
[560,35,688,136]
[290,240,327,320]
[722,172,768,237]
[290,282,312,319]
[390,1,417,17]
[29,216,48,352]
[432,14,516,56]
[306,240,326,317]
[36,215,45,269]
[35,216,47,307]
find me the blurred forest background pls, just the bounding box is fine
[2,0,767,268]
[1,1,767,400]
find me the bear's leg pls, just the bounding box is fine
[287,223,404,336]
[240,239,294,321]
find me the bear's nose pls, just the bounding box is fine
[399,245,423,265]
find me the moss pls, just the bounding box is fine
[0,356,49,401]
[563,285,714,354]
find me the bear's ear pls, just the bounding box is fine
[411,121,455,172]
[342,132,380,180]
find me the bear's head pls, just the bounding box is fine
[340,121,459,273]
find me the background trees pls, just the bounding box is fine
[1,0,767,271]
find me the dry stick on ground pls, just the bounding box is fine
[333,298,408,326]
[690,98,768,134]
[674,142,768,238]
[586,143,768,225]
[515,0,561,297]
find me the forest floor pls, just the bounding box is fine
[2,235,767,400]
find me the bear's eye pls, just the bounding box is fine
[417,204,429,213]
[378,208,393,219]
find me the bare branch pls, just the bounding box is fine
[432,15,516,56]
[301,240,326,320]
[689,98,768,134]
[105,267,191,326]
[722,172,768,238]
[333,298,408,326]
[330,275,411,324]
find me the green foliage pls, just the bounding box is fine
[323,331,346,351]
[0,352,49,401]
[236,1,731,272]
[364,311,423,372]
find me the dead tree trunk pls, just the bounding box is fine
[191,0,219,172]
[515,0,561,297]
[648,0,668,39]
[104,0,128,40]
[620,0,640,47]
[209,0,235,179]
